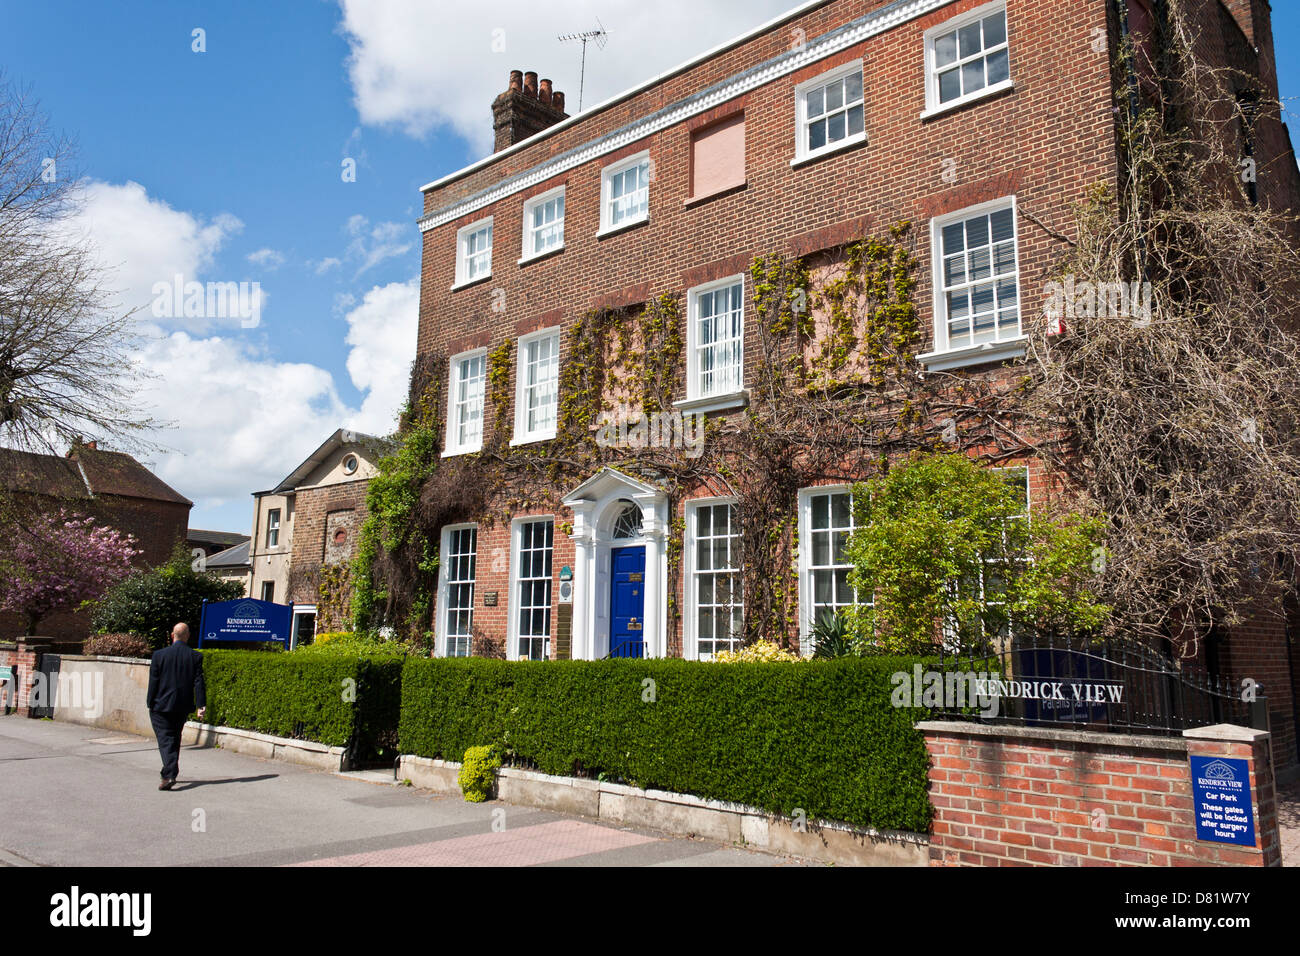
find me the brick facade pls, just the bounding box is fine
[410,0,1300,769]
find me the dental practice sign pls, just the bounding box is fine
[198,598,292,648]
[1189,756,1256,847]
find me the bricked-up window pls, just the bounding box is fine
[440,524,476,657]
[266,508,280,548]
[924,3,1010,115]
[514,518,553,660]
[690,113,745,200]
[445,349,486,455]
[599,151,651,234]
[688,500,743,660]
[794,61,864,162]
[513,328,560,444]
[798,487,871,653]
[932,199,1021,353]
[521,186,565,260]
[454,217,493,286]
[687,276,745,401]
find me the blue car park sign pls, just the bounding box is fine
[198,598,292,648]
[1189,755,1256,846]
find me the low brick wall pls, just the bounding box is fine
[0,637,49,714]
[920,720,1280,867]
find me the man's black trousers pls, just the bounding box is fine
[150,709,188,780]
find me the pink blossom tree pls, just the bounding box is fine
[0,510,141,634]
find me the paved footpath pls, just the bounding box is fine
[0,716,813,867]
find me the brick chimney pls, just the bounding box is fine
[491,69,569,152]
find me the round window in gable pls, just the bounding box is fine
[342,454,359,475]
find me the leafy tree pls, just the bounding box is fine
[0,509,140,634]
[843,453,1108,653]
[90,543,243,651]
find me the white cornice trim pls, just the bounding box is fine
[418,0,957,233]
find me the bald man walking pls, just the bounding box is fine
[146,623,207,790]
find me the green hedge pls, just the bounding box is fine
[201,648,404,761]
[398,656,936,832]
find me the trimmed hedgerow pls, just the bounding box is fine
[398,656,937,833]
[201,647,404,760]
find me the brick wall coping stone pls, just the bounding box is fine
[58,654,150,666]
[916,719,1189,751]
[1183,723,1270,743]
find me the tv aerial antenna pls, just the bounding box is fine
[558,18,609,112]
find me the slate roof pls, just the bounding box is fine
[205,539,251,568]
[0,445,192,506]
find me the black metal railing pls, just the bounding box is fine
[932,633,1264,737]
[604,639,645,659]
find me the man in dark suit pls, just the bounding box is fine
[146,622,207,791]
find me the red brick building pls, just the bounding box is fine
[412,0,1300,769]
[0,441,192,641]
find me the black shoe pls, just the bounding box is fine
[158,778,175,791]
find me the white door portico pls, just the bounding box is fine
[562,467,669,660]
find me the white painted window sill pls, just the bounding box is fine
[673,390,749,415]
[518,244,564,266]
[441,445,482,459]
[596,216,649,239]
[919,80,1015,122]
[918,337,1026,371]
[510,430,558,448]
[790,133,867,168]
[450,274,492,292]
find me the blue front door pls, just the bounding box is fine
[610,546,646,658]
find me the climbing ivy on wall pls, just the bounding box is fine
[353,221,1042,650]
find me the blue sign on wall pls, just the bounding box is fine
[198,598,292,648]
[1189,755,1256,846]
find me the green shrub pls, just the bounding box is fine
[458,745,501,802]
[201,647,404,761]
[91,543,244,651]
[398,655,937,833]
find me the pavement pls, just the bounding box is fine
[1278,775,1300,867]
[0,716,814,867]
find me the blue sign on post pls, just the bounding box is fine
[198,598,293,648]
[1189,755,1256,846]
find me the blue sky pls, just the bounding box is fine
[0,0,1295,536]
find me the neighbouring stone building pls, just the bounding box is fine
[240,429,386,642]
[407,0,1300,772]
[0,441,193,641]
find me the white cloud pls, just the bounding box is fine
[338,0,798,156]
[133,331,350,503]
[344,214,414,277]
[246,247,286,269]
[66,180,244,330]
[64,180,415,526]
[342,279,419,436]
[314,256,342,275]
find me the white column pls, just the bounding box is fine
[569,510,596,660]
[637,495,667,658]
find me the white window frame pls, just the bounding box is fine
[921,1,1012,120]
[443,348,487,456]
[942,464,1031,648]
[792,59,866,166]
[597,150,651,236]
[797,485,870,656]
[508,516,554,661]
[683,497,744,661]
[437,523,477,657]
[681,274,747,412]
[265,509,280,548]
[512,327,561,445]
[919,196,1026,372]
[520,186,566,263]
[453,216,493,288]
